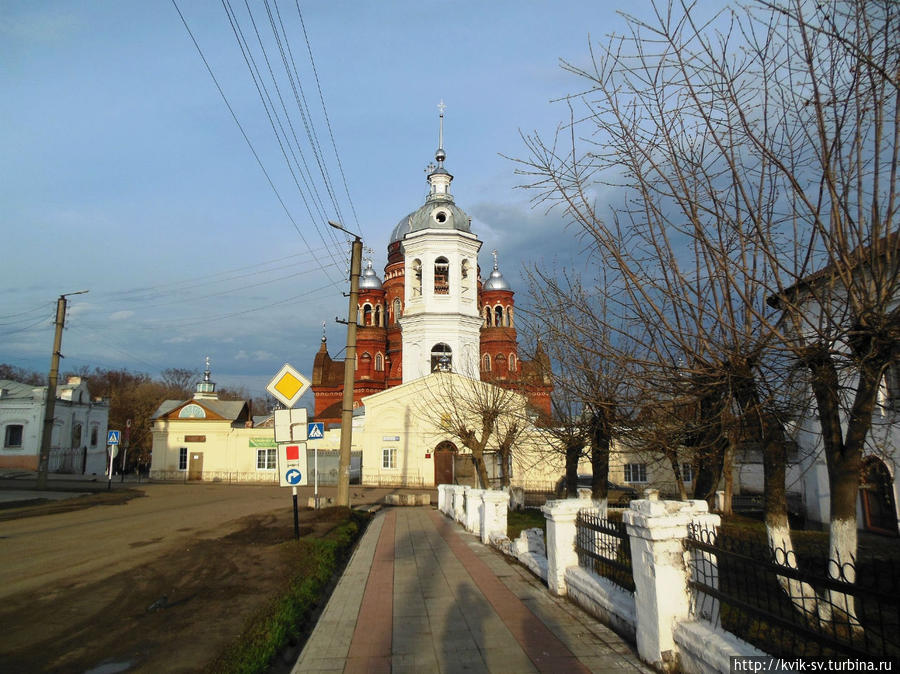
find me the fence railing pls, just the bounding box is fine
[686,523,900,661]
[575,510,635,592]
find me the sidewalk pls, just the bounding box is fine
[294,507,650,674]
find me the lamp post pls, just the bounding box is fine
[37,290,88,489]
[329,221,362,508]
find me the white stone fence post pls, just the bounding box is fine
[622,492,720,671]
[464,487,484,536]
[541,499,585,596]
[479,490,510,544]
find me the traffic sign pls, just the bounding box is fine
[266,363,311,408]
[274,408,308,443]
[278,442,308,487]
[107,430,120,445]
[307,422,325,440]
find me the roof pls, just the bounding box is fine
[151,398,249,421]
[767,233,900,308]
[0,379,39,399]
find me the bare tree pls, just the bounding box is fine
[514,0,898,623]
[419,371,530,489]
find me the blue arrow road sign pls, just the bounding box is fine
[307,422,325,440]
[285,468,303,485]
[107,430,120,445]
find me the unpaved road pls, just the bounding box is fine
[0,482,390,673]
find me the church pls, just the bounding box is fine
[312,111,552,425]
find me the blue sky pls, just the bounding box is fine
[0,1,714,400]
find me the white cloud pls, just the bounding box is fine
[109,310,134,321]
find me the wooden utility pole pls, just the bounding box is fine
[37,290,87,489]
[329,221,362,508]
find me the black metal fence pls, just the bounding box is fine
[575,510,635,592]
[685,524,900,661]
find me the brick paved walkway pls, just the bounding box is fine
[293,507,649,673]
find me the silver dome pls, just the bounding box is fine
[483,267,511,291]
[389,196,472,244]
[358,260,383,290]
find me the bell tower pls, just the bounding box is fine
[398,103,482,382]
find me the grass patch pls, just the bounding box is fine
[507,508,546,540]
[206,509,370,674]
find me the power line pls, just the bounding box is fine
[171,0,342,283]
[292,0,361,233]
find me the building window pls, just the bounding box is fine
[90,426,98,447]
[483,354,492,372]
[507,306,514,327]
[71,423,82,448]
[256,448,277,470]
[382,447,396,469]
[375,353,384,372]
[4,424,24,449]
[508,353,516,373]
[483,306,491,327]
[624,463,647,483]
[375,305,383,327]
[434,256,449,294]
[494,305,504,326]
[411,259,422,297]
[431,343,452,372]
[884,363,900,410]
[681,463,693,483]
[178,447,188,471]
[392,298,402,324]
[361,303,373,326]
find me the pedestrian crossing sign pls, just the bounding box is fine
[307,422,324,440]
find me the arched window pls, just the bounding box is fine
[411,259,422,296]
[461,259,471,297]
[71,423,82,448]
[507,306,514,327]
[494,305,504,327]
[431,343,452,372]
[375,353,384,372]
[374,305,383,327]
[362,303,373,326]
[495,352,506,372]
[483,306,491,327]
[392,298,402,324]
[509,353,517,373]
[482,354,492,371]
[434,256,449,294]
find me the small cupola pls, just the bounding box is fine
[194,356,218,400]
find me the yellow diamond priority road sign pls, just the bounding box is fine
[266,363,311,409]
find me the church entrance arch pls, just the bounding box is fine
[860,456,898,536]
[434,440,457,486]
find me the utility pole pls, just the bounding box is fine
[329,221,362,509]
[37,290,88,489]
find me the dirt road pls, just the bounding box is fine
[0,482,388,673]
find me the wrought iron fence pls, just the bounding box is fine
[575,510,635,592]
[685,524,900,661]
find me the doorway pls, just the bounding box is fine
[861,456,898,536]
[188,452,204,481]
[433,441,457,486]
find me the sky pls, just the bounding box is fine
[0,1,720,402]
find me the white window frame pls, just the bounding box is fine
[382,447,396,470]
[178,447,188,471]
[624,463,647,483]
[681,463,694,483]
[256,448,276,470]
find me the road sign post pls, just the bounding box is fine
[308,422,324,510]
[106,430,120,491]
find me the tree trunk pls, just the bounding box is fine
[589,411,610,507]
[565,441,580,498]
[471,452,491,490]
[665,448,687,501]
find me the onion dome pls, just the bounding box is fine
[358,260,383,289]
[483,251,511,291]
